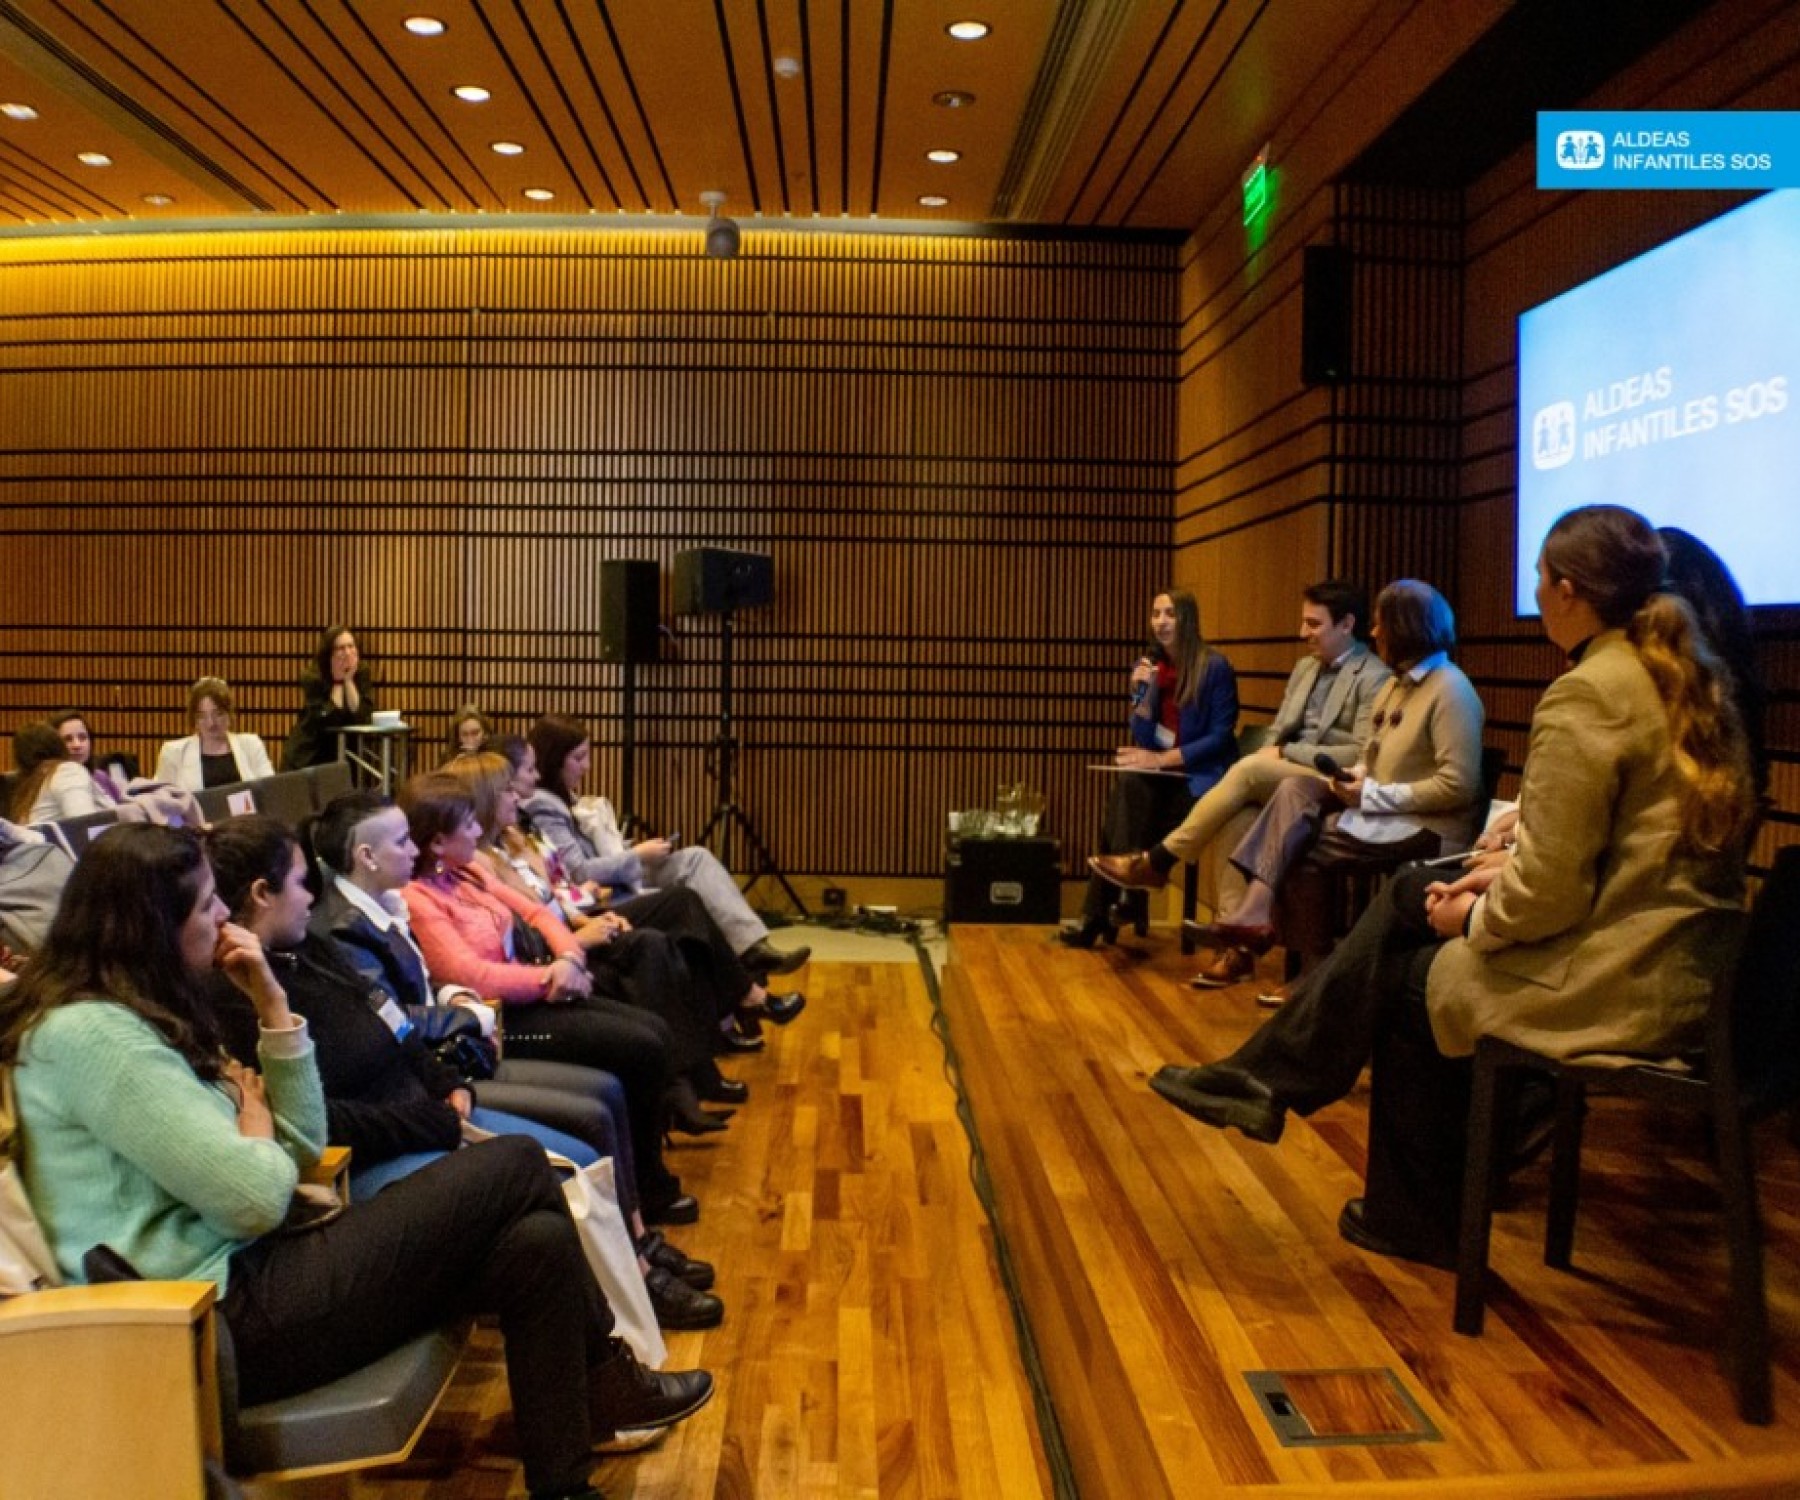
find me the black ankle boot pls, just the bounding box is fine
[590,1340,714,1441]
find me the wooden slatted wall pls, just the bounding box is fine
[1456,0,1800,865]
[0,226,1176,883]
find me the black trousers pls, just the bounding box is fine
[221,1135,610,1497]
[500,998,681,1210]
[1079,771,1197,924]
[1227,864,1468,1252]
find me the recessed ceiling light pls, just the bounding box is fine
[946,20,991,41]
[76,151,112,167]
[1,102,39,121]
[403,16,446,36]
[141,193,174,206]
[926,149,961,164]
[932,91,976,109]
[918,195,949,208]
[491,141,525,156]
[523,187,555,201]
[453,85,491,103]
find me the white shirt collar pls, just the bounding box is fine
[1407,649,1448,683]
[332,872,408,932]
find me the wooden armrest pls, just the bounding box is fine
[303,1145,352,1194]
[0,1279,215,1333]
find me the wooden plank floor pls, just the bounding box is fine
[345,958,1055,1500]
[942,924,1800,1500]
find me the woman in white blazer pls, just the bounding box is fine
[154,677,276,790]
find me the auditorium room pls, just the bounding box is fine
[2,2,1799,1497]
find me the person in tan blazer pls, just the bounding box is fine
[1149,506,1756,1267]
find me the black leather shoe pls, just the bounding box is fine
[701,1076,749,1106]
[1148,1063,1286,1143]
[666,1081,731,1135]
[742,938,812,976]
[646,1266,725,1329]
[590,1340,714,1440]
[719,1023,765,1054]
[1057,917,1117,949]
[641,1192,699,1227]
[761,990,806,1026]
[1336,1198,1455,1271]
[637,1229,715,1291]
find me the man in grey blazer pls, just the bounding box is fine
[1089,580,1390,979]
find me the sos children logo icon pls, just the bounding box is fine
[1555,130,1606,170]
[1531,402,1577,470]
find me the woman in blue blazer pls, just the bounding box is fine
[1063,589,1238,946]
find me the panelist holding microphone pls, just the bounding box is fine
[1061,590,1238,948]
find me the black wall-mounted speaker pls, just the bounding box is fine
[1300,244,1354,386]
[598,559,661,664]
[672,548,774,615]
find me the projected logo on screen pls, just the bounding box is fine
[1530,401,1577,470]
[1556,131,1606,170]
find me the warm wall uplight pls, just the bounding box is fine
[491,141,525,156]
[926,149,961,164]
[453,85,491,103]
[403,16,446,36]
[933,91,975,109]
[918,195,949,208]
[946,20,991,40]
[523,187,555,201]
[1,102,39,121]
[76,151,112,167]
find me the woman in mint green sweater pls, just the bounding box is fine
[2,824,712,1500]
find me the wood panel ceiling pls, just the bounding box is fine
[0,0,1413,234]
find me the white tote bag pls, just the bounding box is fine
[461,1125,664,1366]
[552,1153,666,1369]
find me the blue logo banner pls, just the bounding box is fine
[1538,111,1800,189]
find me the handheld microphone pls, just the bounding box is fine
[1128,642,1157,707]
[1314,752,1355,783]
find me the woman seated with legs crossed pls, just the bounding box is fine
[3,822,712,1500]
[499,735,803,1058]
[1187,579,1484,988]
[522,715,811,980]
[1150,506,1754,1269]
[441,753,759,1122]
[204,814,722,1330]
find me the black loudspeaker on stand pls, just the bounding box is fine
[673,547,808,917]
[599,560,661,824]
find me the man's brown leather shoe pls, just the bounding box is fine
[1087,852,1166,891]
[1188,946,1255,989]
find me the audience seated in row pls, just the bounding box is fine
[3,822,715,1500]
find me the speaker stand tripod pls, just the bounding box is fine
[696,606,809,917]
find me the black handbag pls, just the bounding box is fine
[406,1002,499,1082]
[509,912,557,967]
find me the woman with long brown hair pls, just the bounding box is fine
[1063,587,1238,946]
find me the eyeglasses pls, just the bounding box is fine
[194,710,229,727]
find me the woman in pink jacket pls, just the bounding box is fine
[397,774,718,1205]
